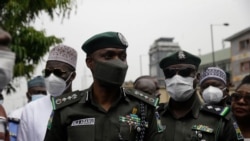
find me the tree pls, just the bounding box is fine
[0,0,76,93]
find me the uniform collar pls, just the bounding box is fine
[79,86,130,104]
[191,94,202,118]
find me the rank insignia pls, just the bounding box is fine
[202,104,230,118]
[178,50,186,60]
[47,111,54,130]
[132,107,138,114]
[118,32,128,47]
[155,111,165,132]
[233,120,244,140]
[192,125,213,133]
[119,114,141,131]
[51,90,82,110]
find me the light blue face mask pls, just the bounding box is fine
[31,94,46,101]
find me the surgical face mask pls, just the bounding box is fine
[202,86,224,104]
[0,100,3,105]
[165,75,195,102]
[0,50,16,90]
[45,73,72,97]
[93,59,128,87]
[31,94,46,101]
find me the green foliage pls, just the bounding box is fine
[0,0,76,93]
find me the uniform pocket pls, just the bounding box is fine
[119,122,137,141]
[120,123,130,140]
[67,124,95,141]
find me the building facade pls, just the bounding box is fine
[199,48,231,74]
[225,27,250,86]
[149,37,180,87]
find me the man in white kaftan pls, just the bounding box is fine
[17,95,52,141]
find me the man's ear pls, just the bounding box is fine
[193,72,200,89]
[196,72,200,81]
[70,72,76,81]
[26,92,31,102]
[86,57,93,69]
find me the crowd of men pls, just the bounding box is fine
[0,27,250,141]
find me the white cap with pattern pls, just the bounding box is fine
[200,67,226,85]
[48,44,77,68]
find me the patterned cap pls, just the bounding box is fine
[159,50,201,69]
[200,67,226,85]
[28,76,46,88]
[81,31,128,55]
[48,44,77,68]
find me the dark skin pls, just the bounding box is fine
[134,77,159,96]
[86,47,127,111]
[164,64,198,119]
[200,78,228,106]
[45,60,76,94]
[231,84,250,138]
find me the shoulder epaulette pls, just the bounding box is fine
[51,90,84,110]
[201,104,231,120]
[124,88,159,107]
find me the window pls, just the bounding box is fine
[241,61,250,72]
[239,39,250,50]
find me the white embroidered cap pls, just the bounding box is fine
[48,45,77,69]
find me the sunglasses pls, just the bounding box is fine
[44,68,67,78]
[231,93,250,103]
[163,67,195,78]
[30,90,47,95]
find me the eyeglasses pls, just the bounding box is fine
[231,93,250,103]
[163,67,195,78]
[44,68,67,78]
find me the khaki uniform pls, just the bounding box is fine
[44,87,162,141]
[160,93,238,141]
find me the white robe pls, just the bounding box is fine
[17,95,52,141]
[8,107,24,120]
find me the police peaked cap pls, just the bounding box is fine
[159,50,201,69]
[81,31,128,55]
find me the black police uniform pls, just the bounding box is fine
[44,87,162,141]
[159,93,239,141]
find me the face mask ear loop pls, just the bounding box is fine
[65,72,73,83]
[63,72,73,93]
[222,87,227,91]
[221,87,228,99]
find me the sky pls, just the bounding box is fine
[3,0,250,113]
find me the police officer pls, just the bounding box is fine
[44,31,162,141]
[159,50,238,141]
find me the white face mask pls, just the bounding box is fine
[45,73,71,97]
[165,75,195,102]
[202,86,224,104]
[0,50,15,90]
[31,94,46,101]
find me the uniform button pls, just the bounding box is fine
[198,132,202,138]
